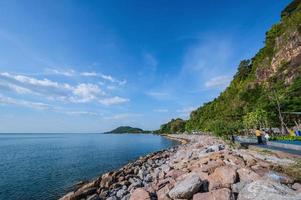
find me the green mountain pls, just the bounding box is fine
[159,0,301,135]
[106,126,150,134]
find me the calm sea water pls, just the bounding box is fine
[0,133,177,200]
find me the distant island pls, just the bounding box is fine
[106,126,151,134]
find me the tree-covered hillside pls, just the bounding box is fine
[159,0,301,135]
[106,126,150,134]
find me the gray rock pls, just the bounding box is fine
[205,144,225,153]
[238,180,301,200]
[168,173,202,199]
[87,194,100,200]
[116,189,127,198]
[138,169,145,179]
[231,181,248,193]
[144,174,152,182]
[121,194,130,200]
[106,196,117,200]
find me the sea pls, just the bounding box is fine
[0,133,178,200]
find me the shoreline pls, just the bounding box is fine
[60,134,301,200]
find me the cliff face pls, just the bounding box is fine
[183,0,301,134]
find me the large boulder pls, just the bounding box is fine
[237,168,260,182]
[129,188,151,200]
[238,180,301,200]
[193,188,233,200]
[208,166,237,190]
[168,173,203,199]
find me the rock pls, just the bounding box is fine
[231,181,248,193]
[129,188,151,200]
[138,169,147,180]
[86,194,100,200]
[59,192,74,200]
[264,171,294,184]
[121,194,131,200]
[100,173,114,188]
[72,187,97,200]
[166,169,186,180]
[205,144,225,153]
[116,188,127,198]
[200,160,225,174]
[191,168,209,180]
[144,174,152,182]
[292,182,301,191]
[193,188,233,200]
[237,168,260,182]
[238,180,301,200]
[156,184,172,200]
[168,173,203,199]
[106,196,117,200]
[208,166,237,190]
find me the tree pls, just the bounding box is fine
[243,109,269,131]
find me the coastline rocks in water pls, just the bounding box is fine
[168,173,203,199]
[59,135,299,200]
[129,188,151,200]
[238,180,301,200]
[193,188,233,200]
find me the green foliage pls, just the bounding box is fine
[107,126,149,133]
[281,0,301,18]
[158,118,186,134]
[243,109,269,130]
[178,2,301,137]
[270,136,301,141]
[209,120,243,137]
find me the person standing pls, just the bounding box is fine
[255,128,263,144]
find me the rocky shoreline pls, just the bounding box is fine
[59,134,301,200]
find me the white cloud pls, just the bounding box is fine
[0,95,51,110]
[205,75,232,89]
[72,83,105,103]
[62,111,102,116]
[45,68,75,76]
[153,109,168,113]
[99,96,129,106]
[103,113,141,120]
[146,91,169,99]
[80,72,127,86]
[0,71,129,107]
[81,72,98,77]
[0,81,32,94]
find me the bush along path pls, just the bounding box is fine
[59,135,301,200]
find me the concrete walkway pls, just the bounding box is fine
[235,136,301,156]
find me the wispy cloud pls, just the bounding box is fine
[103,113,142,120]
[153,108,168,113]
[205,75,231,89]
[80,71,127,86]
[99,96,129,106]
[45,68,75,76]
[144,53,158,70]
[0,95,51,110]
[146,91,169,100]
[62,111,103,116]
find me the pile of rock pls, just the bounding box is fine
[59,135,301,200]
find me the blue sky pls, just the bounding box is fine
[0,0,292,133]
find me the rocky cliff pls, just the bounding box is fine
[183,0,301,134]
